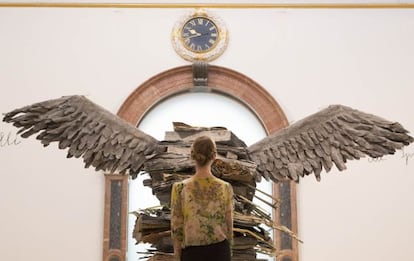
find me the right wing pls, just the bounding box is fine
[247,105,413,183]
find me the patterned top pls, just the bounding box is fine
[171,176,234,248]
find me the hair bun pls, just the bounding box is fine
[193,153,206,163]
[190,136,217,167]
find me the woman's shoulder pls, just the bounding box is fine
[183,175,231,188]
[213,176,229,184]
[211,176,232,188]
[172,179,186,191]
[174,177,195,189]
[205,174,226,183]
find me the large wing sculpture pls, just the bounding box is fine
[2,95,165,178]
[248,105,413,182]
[3,96,413,183]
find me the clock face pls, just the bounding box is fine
[172,9,228,62]
[181,17,219,53]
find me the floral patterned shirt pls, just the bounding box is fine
[171,176,234,248]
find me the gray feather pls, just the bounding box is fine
[3,95,164,176]
[248,105,413,182]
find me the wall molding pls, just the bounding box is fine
[1,2,414,9]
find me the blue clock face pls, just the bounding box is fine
[181,17,219,53]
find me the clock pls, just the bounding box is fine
[181,16,218,53]
[172,9,228,62]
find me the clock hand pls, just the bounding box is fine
[185,29,202,39]
[184,31,212,40]
[185,34,202,39]
[188,29,200,35]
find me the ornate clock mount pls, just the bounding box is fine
[171,9,229,62]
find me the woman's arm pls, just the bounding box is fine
[225,183,234,243]
[171,183,184,260]
[173,239,182,260]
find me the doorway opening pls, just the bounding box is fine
[129,91,268,260]
[103,65,298,261]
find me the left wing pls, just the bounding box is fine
[3,95,165,177]
[247,105,413,182]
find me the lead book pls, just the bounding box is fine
[131,122,298,261]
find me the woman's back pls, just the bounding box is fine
[171,176,233,247]
[171,136,233,261]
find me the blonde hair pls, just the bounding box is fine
[190,136,217,167]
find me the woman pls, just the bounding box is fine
[171,136,234,261]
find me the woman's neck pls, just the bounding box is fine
[193,164,214,178]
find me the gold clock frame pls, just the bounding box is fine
[171,9,229,62]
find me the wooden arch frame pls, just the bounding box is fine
[103,65,298,261]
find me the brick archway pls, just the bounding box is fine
[117,65,287,134]
[103,65,298,261]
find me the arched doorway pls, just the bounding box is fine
[103,65,298,261]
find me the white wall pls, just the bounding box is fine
[1,4,413,261]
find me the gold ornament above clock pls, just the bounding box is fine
[171,9,228,62]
